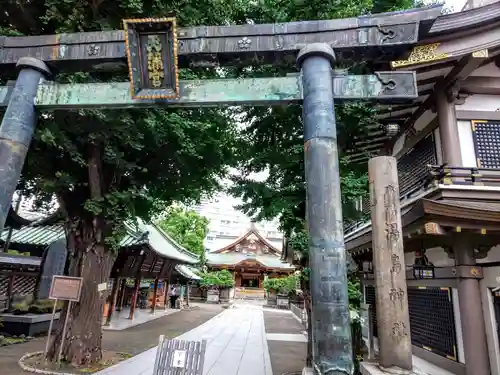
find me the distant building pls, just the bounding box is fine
[191,192,283,251]
[462,0,498,10]
[205,223,294,289]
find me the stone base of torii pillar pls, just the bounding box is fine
[302,363,442,375]
[360,361,448,375]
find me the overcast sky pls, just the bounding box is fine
[443,0,468,11]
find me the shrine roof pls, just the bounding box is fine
[211,226,281,255]
[206,253,294,270]
[0,219,199,264]
[175,265,202,280]
[345,2,500,164]
[0,253,41,267]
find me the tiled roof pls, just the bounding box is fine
[206,253,294,269]
[0,253,41,267]
[175,265,201,280]
[0,219,199,264]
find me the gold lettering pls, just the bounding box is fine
[147,35,164,88]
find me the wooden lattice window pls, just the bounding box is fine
[397,134,437,197]
[472,120,500,168]
[407,286,458,361]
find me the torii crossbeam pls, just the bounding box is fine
[0,6,443,375]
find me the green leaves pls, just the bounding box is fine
[199,270,235,288]
[263,275,297,295]
[156,207,210,256]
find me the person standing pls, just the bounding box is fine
[169,285,179,308]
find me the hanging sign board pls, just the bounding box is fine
[49,275,83,302]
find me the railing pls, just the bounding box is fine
[428,164,500,186]
[345,164,500,234]
[290,303,307,328]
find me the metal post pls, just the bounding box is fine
[44,299,58,359]
[57,300,72,365]
[0,57,51,233]
[368,156,412,370]
[297,43,353,375]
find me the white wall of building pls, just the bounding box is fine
[192,192,283,251]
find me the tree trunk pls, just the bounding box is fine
[47,222,115,365]
[47,143,115,366]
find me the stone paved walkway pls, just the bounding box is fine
[95,303,274,375]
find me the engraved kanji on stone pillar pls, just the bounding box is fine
[369,156,412,370]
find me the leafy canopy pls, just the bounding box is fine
[0,0,251,248]
[228,0,433,236]
[199,270,236,288]
[156,207,210,256]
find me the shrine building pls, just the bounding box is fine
[317,3,500,375]
[206,224,294,289]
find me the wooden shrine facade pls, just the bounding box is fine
[0,217,200,322]
[342,3,500,375]
[206,226,294,289]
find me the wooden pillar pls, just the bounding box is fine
[185,281,190,307]
[164,280,169,308]
[105,277,120,325]
[116,278,126,311]
[128,276,141,320]
[369,156,412,370]
[436,88,462,166]
[6,274,14,311]
[454,242,490,375]
[151,278,159,314]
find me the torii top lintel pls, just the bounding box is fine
[0,5,448,74]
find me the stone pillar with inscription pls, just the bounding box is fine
[368,156,412,371]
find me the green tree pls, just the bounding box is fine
[227,0,435,369]
[199,270,235,289]
[0,0,250,365]
[157,207,210,257]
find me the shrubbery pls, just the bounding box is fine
[263,275,297,295]
[199,270,235,289]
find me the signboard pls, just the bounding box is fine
[153,336,206,375]
[123,18,179,100]
[49,275,83,302]
[360,303,374,359]
[172,350,187,368]
[97,282,108,292]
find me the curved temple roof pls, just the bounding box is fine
[175,264,201,280]
[0,219,199,264]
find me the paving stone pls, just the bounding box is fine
[94,303,274,375]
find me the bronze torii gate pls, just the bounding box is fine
[0,6,442,374]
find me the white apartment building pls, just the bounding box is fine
[192,192,283,252]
